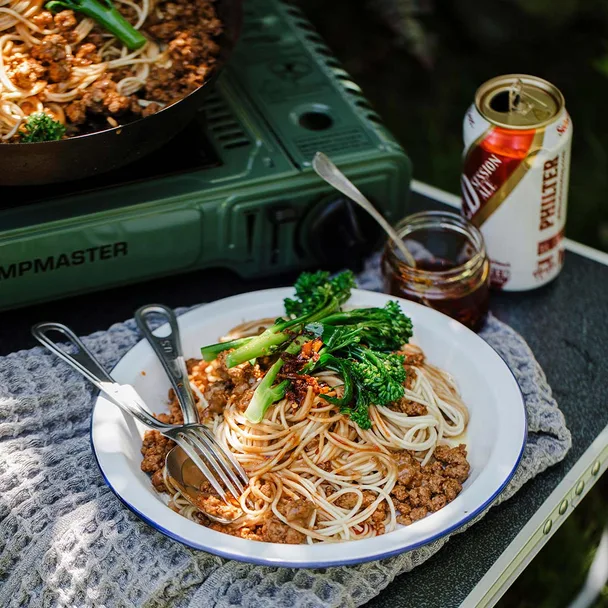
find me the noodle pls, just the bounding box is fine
[142,319,472,544]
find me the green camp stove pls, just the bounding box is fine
[0,0,412,311]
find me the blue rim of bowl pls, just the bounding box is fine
[88,292,528,568]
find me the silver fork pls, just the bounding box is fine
[31,322,248,507]
[134,304,249,501]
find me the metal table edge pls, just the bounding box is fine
[462,423,608,608]
[410,180,608,608]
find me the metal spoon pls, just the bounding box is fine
[165,446,243,525]
[135,304,244,524]
[312,151,417,267]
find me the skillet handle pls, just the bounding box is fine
[134,304,200,425]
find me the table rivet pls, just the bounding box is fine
[592,461,601,476]
[559,500,568,515]
[543,520,553,535]
[575,480,585,495]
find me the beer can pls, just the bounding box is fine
[461,74,572,291]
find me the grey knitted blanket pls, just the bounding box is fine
[0,271,571,607]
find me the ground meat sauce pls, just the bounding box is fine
[5,0,222,141]
[143,1,221,102]
[140,358,210,490]
[390,397,428,416]
[140,348,471,543]
[204,496,315,544]
[390,445,470,525]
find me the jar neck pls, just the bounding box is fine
[384,211,488,287]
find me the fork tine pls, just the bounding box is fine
[175,433,228,502]
[188,426,246,494]
[197,425,249,484]
[184,428,243,499]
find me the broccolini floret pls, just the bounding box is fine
[283,271,356,317]
[301,311,411,428]
[321,300,413,351]
[348,346,407,405]
[341,391,373,430]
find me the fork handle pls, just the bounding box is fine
[134,304,200,425]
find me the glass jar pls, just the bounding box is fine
[382,211,490,331]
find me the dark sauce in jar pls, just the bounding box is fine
[382,212,490,332]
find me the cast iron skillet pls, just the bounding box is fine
[0,0,242,186]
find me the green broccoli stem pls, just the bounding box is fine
[243,359,288,423]
[224,328,292,368]
[46,0,146,50]
[244,337,306,424]
[200,336,254,362]
[225,297,345,368]
[320,311,390,339]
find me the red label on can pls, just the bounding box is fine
[461,128,544,227]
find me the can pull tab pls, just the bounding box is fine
[508,79,523,112]
[509,78,551,121]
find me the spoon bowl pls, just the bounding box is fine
[165,446,244,525]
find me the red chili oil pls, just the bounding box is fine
[382,212,490,332]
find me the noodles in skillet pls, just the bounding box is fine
[0,0,221,141]
[141,318,471,544]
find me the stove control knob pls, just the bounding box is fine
[299,196,384,270]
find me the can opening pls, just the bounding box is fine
[489,80,527,115]
[489,91,510,113]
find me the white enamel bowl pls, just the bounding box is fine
[91,289,526,567]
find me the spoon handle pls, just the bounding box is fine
[32,322,165,429]
[32,322,115,387]
[312,152,416,266]
[135,304,200,425]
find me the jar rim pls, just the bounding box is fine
[385,210,488,281]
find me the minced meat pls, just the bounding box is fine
[391,444,470,526]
